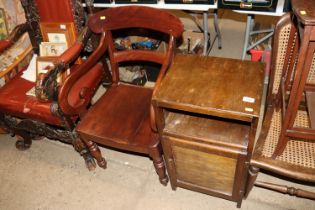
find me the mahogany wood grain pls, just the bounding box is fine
[58,32,107,116]
[88,6,183,38]
[153,55,264,122]
[77,85,154,153]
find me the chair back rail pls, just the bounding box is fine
[88,6,183,38]
[88,6,183,85]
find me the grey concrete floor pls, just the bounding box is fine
[0,10,315,210]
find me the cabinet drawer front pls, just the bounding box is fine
[172,145,237,195]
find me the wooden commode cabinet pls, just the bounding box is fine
[152,54,264,207]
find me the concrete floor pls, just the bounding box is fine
[0,10,315,210]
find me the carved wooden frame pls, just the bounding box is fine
[36,56,68,85]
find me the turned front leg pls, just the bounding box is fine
[73,138,96,171]
[84,139,107,169]
[149,143,168,186]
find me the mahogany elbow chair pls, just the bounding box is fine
[0,0,109,170]
[76,6,184,185]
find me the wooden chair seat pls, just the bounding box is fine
[77,84,157,154]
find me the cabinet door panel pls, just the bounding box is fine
[172,145,237,195]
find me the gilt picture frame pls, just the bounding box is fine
[40,22,76,48]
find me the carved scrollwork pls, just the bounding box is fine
[81,0,96,52]
[35,62,67,102]
[72,0,85,33]
[77,26,93,45]
[2,115,73,143]
[20,0,42,54]
[85,0,95,14]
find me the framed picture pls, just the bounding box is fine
[40,42,67,56]
[36,56,69,84]
[40,22,76,48]
[36,56,55,75]
[0,8,9,40]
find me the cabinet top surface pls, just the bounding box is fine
[292,0,315,25]
[153,55,265,121]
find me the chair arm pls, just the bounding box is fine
[0,45,32,79]
[150,36,176,132]
[58,32,108,116]
[35,27,92,102]
[0,23,30,53]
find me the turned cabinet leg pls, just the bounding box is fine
[244,165,260,198]
[83,139,107,169]
[73,138,97,171]
[149,144,169,186]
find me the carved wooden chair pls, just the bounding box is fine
[0,0,109,170]
[245,13,315,200]
[76,6,184,185]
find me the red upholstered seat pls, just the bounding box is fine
[0,63,103,126]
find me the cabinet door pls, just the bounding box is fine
[163,135,247,200]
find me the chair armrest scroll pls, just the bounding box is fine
[58,32,108,116]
